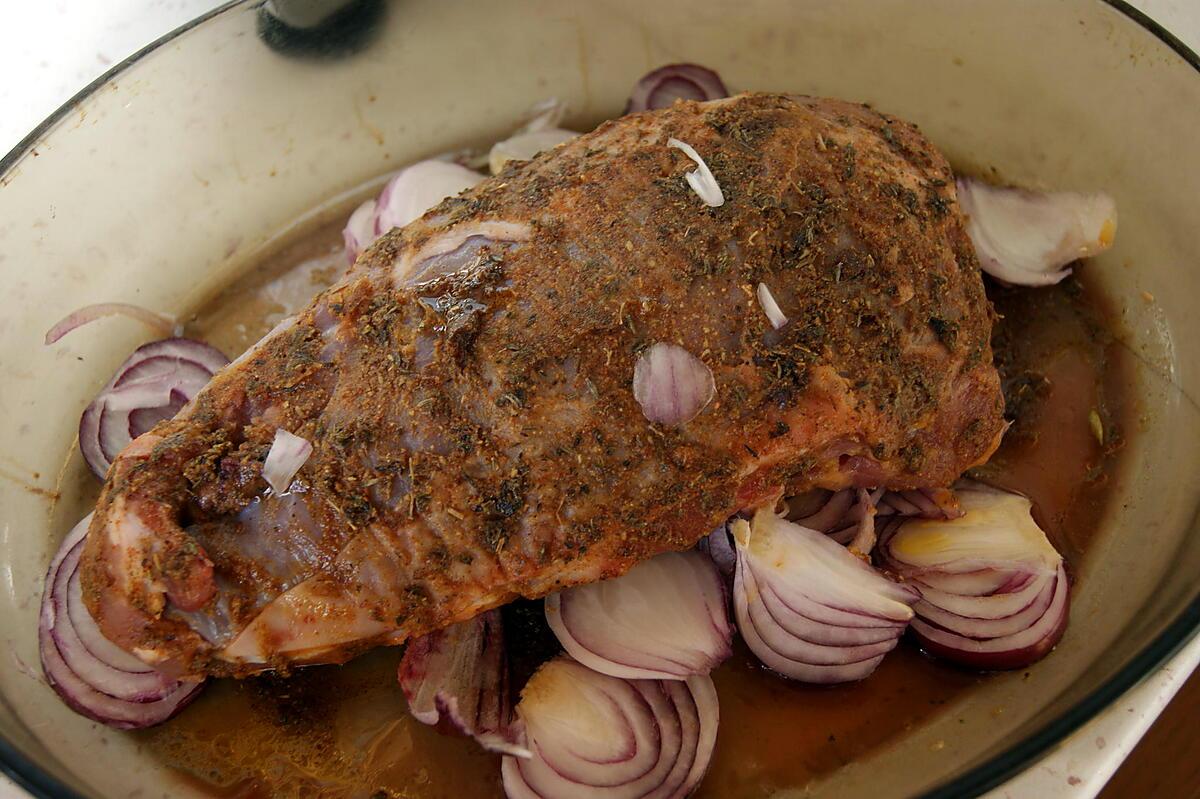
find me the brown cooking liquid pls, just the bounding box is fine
[142,214,1130,798]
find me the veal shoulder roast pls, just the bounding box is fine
[80,93,1004,678]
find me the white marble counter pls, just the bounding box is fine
[1,1,1196,797]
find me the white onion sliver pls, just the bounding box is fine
[262,429,313,495]
[756,282,788,329]
[632,342,715,426]
[545,550,732,680]
[956,177,1116,286]
[666,138,725,207]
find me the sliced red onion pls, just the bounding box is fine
[398,609,528,757]
[755,282,788,329]
[39,515,205,728]
[632,342,715,426]
[625,63,729,113]
[501,657,718,799]
[731,507,916,683]
[343,160,486,264]
[375,160,485,236]
[911,564,1069,671]
[881,486,1070,669]
[666,138,725,208]
[786,487,956,551]
[78,338,229,479]
[545,550,732,681]
[787,489,856,532]
[697,523,736,577]
[262,429,313,495]
[879,486,1060,577]
[44,302,176,346]
[878,487,963,520]
[956,177,1117,286]
[342,198,378,264]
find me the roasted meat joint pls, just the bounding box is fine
[41,66,1119,798]
[81,93,1004,676]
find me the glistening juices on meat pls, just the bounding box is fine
[39,63,1117,797]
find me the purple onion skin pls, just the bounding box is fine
[625,63,729,114]
[911,604,1069,671]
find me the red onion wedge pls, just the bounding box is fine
[731,507,917,683]
[342,198,378,264]
[545,550,732,681]
[626,63,729,113]
[786,487,959,550]
[262,429,312,495]
[39,515,205,728]
[78,338,229,479]
[398,610,528,757]
[632,343,715,426]
[697,524,735,578]
[343,159,486,263]
[44,302,176,345]
[880,486,1069,669]
[501,656,718,799]
[910,564,1069,671]
[956,177,1117,286]
[879,486,1061,578]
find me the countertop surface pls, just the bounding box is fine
[1,1,1197,798]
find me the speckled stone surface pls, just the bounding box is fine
[0,2,1196,797]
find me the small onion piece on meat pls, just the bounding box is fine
[731,507,917,684]
[342,159,486,263]
[39,515,205,728]
[545,550,732,680]
[632,342,715,426]
[878,485,1069,669]
[626,63,729,113]
[666,138,725,208]
[78,338,230,479]
[956,177,1117,286]
[398,609,528,757]
[756,283,788,329]
[501,656,718,799]
[262,429,312,495]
